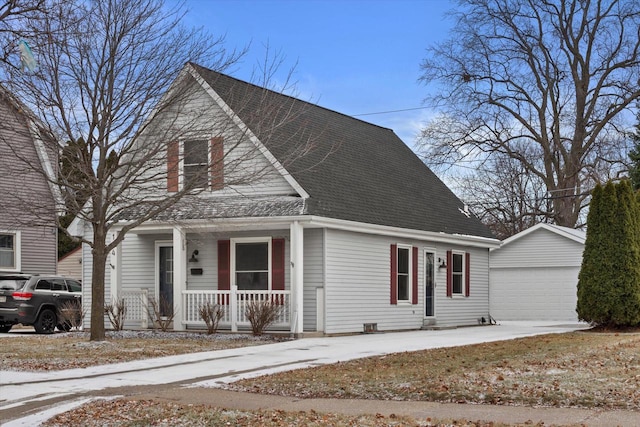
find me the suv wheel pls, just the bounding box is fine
[0,324,12,333]
[34,309,57,334]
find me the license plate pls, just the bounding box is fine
[0,296,6,302]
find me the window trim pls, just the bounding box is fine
[0,231,21,272]
[231,237,272,291]
[395,244,413,303]
[450,250,466,297]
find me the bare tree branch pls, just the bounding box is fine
[418,0,639,228]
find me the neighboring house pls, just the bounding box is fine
[0,86,58,275]
[57,247,82,281]
[489,223,586,322]
[72,63,499,335]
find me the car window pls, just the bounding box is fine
[35,279,52,290]
[52,279,67,291]
[0,279,26,291]
[66,280,82,293]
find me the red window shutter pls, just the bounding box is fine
[465,252,471,297]
[272,238,285,291]
[167,140,179,192]
[446,250,453,297]
[210,136,224,190]
[217,240,230,290]
[390,244,397,304]
[412,246,418,304]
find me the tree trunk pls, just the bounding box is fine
[90,229,107,341]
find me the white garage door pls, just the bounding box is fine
[490,267,579,321]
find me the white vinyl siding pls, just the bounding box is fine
[491,267,579,321]
[303,228,324,331]
[435,246,490,327]
[323,229,491,334]
[134,78,296,199]
[323,229,423,334]
[490,226,583,321]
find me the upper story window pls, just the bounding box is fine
[0,233,16,270]
[167,137,224,192]
[183,139,209,189]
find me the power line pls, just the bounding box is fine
[352,106,431,117]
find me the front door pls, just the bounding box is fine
[424,251,435,318]
[158,246,173,317]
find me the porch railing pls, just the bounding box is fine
[182,289,291,331]
[120,288,149,329]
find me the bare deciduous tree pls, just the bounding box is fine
[418,0,640,229]
[0,0,318,341]
[453,152,554,240]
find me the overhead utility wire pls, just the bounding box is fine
[352,106,431,117]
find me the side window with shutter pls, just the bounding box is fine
[446,250,470,297]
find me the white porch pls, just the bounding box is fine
[121,288,291,331]
[109,220,306,334]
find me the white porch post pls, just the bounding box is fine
[173,227,187,331]
[109,235,122,306]
[290,221,304,335]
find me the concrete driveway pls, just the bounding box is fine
[0,321,595,426]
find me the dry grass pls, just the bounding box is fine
[42,399,540,427]
[7,330,640,426]
[229,331,640,410]
[0,330,282,371]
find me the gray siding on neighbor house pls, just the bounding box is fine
[303,228,324,331]
[322,228,491,334]
[0,92,57,275]
[15,227,57,274]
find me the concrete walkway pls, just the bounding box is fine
[2,321,638,426]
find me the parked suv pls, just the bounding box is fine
[0,274,82,334]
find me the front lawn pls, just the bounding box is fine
[229,331,640,410]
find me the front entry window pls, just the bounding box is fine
[235,242,268,290]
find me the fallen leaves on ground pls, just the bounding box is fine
[41,398,548,427]
[0,330,285,371]
[228,331,640,410]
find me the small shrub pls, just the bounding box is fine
[105,298,127,331]
[199,301,224,335]
[245,299,282,336]
[147,295,176,332]
[58,300,84,331]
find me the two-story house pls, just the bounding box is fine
[0,86,58,275]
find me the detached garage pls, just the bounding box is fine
[489,224,586,322]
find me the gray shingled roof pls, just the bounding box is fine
[190,63,494,239]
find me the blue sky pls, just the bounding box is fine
[180,0,455,146]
